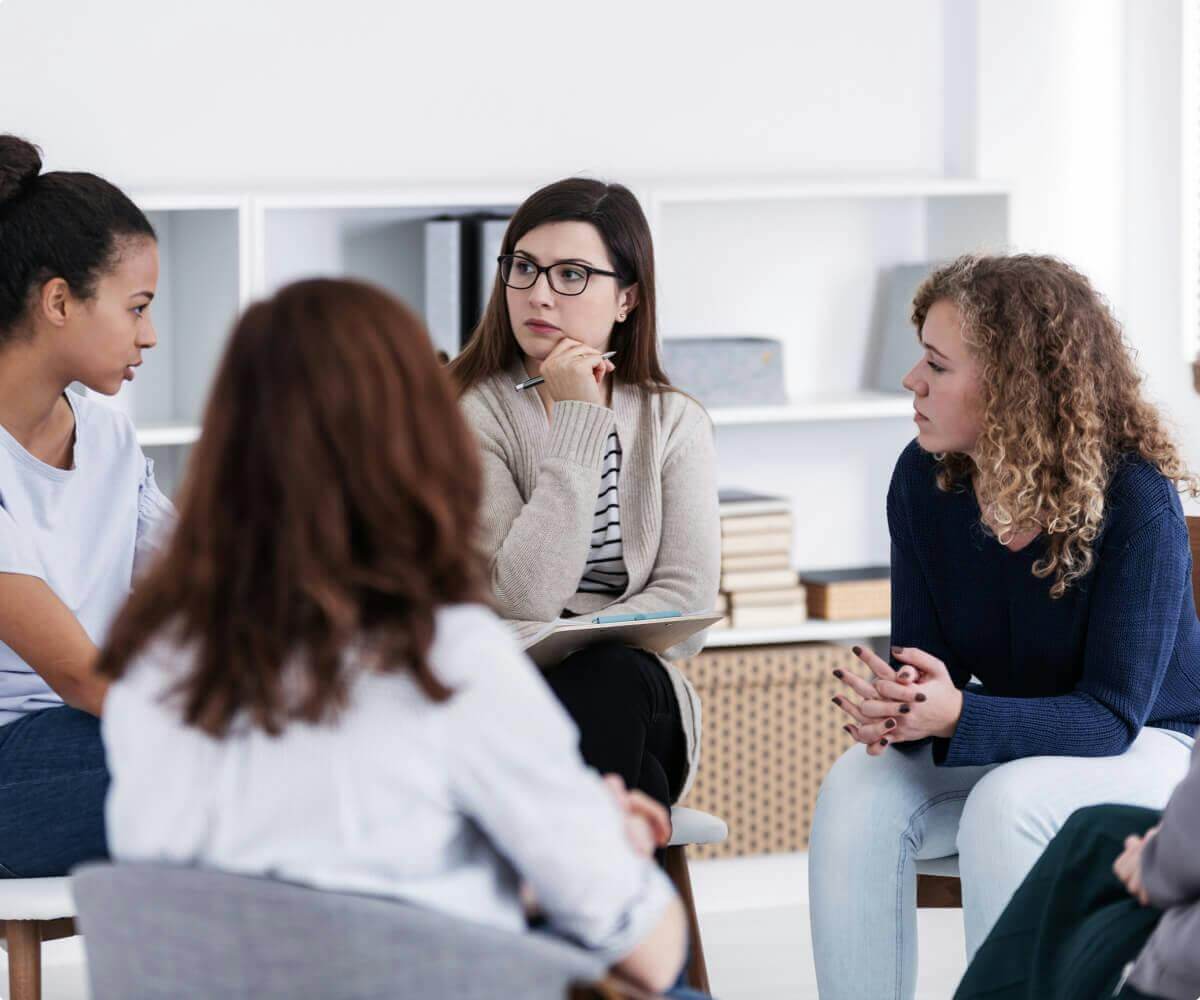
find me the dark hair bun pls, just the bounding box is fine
[0,136,43,205]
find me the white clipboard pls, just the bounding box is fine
[522,611,725,669]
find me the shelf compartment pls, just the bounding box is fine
[705,618,890,647]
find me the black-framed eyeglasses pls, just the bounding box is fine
[497,254,622,296]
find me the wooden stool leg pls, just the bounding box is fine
[916,873,962,908]
[6,919,42,1000]
[664,844,710,993]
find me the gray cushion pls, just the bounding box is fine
[73,862,607,1000]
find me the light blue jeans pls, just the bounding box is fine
[808,727,1194,1000]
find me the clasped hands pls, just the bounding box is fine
[832,644,964,755]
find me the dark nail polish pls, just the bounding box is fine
[880,738,889,747]
[851,645,862,656]
[843,725,853,735]
[831,696,841,706]
[885,718,896,729]
[915,693,927,702]
[899,704,911,714]
[891,646,904,655]
[832,669,844,679]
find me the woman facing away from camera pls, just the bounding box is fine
[97,278,695,996]
[448,178,720,818]
[0,134,171,877]
[807,254,1200,1000]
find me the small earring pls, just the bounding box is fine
[618,312,627,322]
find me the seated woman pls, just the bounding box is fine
[808,254,1200,1000]
[0,135,171,876]
[449,178,720,815]
[956,730,1200,999]
[97,278,692,996]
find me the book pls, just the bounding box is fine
[799,566,890,586]
[721,531,793,558]
[801,566,890,620]
[718,488,791,518]
[720,568,799,592]
[730,603,808,629]
[720,552,792,573]
[721,512,794,537]
[729,585,807,609]
[521,611,725,669]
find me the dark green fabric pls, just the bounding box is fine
[955,804,1165,1000]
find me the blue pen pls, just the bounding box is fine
[592,610,684,625]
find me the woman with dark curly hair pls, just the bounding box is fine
[807,254,1200,1000]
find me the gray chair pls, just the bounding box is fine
[72,862,616,1000]
[666,806,726,992]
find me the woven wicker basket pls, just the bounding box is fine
[677,643,874,860]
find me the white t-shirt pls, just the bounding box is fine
[103,604,676,964]
[0,391,174,724]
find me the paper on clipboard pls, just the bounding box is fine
[522,611,725,669]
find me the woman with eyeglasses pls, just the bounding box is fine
[448,178,720,820]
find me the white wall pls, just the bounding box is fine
[976,0,1200,473]
[1,0,945,187]
[5,0,1197,509]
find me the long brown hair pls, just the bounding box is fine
[448,178,673,393]
[98,279,487,736]
[912,254,1197,598]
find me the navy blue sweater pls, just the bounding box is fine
[888,441,1200,767]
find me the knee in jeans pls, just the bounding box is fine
[957,764,1044,863]
[813,744,913,836]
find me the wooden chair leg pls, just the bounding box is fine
[916,874,962,908]
[6,919,42,1000]
[663,844,710,994]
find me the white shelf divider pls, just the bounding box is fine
[708,392,912,426]
[136,424,202,448]
[705,617,890,648]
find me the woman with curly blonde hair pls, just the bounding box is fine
[807,254,1200,1000]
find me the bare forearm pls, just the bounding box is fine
[0,573,109,716]
[612,896,687,994]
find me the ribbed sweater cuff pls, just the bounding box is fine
[937,690,990,766]
[545,401,615,468]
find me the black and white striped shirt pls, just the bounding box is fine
[578,431,627,595]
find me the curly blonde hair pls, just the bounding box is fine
[912,254,1197,598]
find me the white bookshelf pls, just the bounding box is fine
[97,177,1008,647]
[646,176,1008,581]
[82,194,252,492]
[706,618,891,648]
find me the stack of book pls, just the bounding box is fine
[716,490,806,630]
[800,566,890,620]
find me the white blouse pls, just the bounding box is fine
[102,604,675,963]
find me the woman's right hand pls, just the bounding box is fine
[538,338,614,407]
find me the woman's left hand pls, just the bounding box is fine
[603,774,672,857]
[833,644,964,748]
[1113,825,1159,906]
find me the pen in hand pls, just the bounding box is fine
[514,351,617,392]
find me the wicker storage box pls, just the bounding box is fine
[677,643,874,860]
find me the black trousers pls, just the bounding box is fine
[955,803,1167,1000]
[545,642,687,809]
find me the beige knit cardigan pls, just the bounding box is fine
[460,360,721,800]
